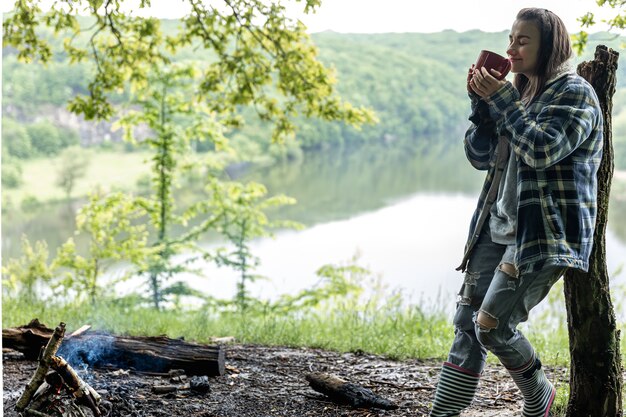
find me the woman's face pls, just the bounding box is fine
[507,19,541,77]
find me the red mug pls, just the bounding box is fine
[474,50,511,80]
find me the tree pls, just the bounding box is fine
[208,179,302,311]
[3,0,375,309]
[574,1,626,54]
[52,192,150,303]
[116,64,229,309]
[56,146,90,199]
[2,237,53,302]
[564,45,622,417]
[3,0,374,139]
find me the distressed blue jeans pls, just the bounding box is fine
[447,225,566,374]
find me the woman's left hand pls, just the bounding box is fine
[469,67,507,98]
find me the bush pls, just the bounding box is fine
[1,161,23,188]
[2,118,34,159]
[20,195,42,213]
[58,126,81,148]
[27,120,63,156]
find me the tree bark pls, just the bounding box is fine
[3,320,226,377]
[564,45,622,417]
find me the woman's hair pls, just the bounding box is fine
[514,8,572,103]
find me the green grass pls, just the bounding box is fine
[3,150,153,205]
[1,295,455,361]
[0,290,600,366]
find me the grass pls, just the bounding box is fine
[3,150,153,205]
[1,295,455,361]
[3,282,625,417]
[0,292,597,366]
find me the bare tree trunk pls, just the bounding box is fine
[564,45,622,417]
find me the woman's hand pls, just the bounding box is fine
[469,67,506,99]
[467,64,475,94]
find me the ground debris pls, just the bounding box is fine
[3,344,569,416]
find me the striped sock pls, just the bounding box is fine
[507,354,555,417]
[430,362,480,417]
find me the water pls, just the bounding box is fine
[3,139,626,313]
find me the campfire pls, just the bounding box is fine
[15,323,102,417]
[5,320,226,417]
[5,320,398,416]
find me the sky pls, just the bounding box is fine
[0,0,622,34]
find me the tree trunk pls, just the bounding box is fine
[564,45,622,417]
[3,320,226,377]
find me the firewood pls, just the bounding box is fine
[67,325,92,339]
[4,321,226,376]
[305,372,398,410]
[16,322,66,412]
[49,356,102,416]
[24,409,55,417]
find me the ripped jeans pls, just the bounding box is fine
[447,225,566,374]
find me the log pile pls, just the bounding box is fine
[15,322,103,417]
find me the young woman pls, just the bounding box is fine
[429,8,603,417]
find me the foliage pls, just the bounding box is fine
[115,64,230,309]
[20,195,42,213]
[574,1,626,54]
[3,0,374,140]
[2,0,376,309]
[52,192,150,303]
[2,118,34,159]
[1,155,24,188]
[26,120,64,156]
[1,236,53,301]
[208,179,302,311]
[55,146,90,198]
[6,25,626,164]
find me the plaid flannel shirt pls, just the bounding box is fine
[458,72,603,274]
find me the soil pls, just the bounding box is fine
[3,344,569,417]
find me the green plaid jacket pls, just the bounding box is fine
[459,73,603,274]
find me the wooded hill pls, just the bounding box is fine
[3,19,626,167]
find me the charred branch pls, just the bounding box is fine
[305,372,398,410]
[16,323,66,412]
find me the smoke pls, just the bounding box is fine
[57,334,116,370]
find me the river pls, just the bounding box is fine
[3,139,626,314]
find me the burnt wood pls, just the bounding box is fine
[2,319,54,360]
[3,320,226,377]
[305,372,398,410]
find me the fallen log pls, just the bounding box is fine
[305,372,398,410]
[3,320,226,377]
[3,319,54,360]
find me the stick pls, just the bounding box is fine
[16,323,66,412]
[66,325,92,339]
[25,409,55,417]
[50,356,101,416]
[305,372,398,410]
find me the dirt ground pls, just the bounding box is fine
[3,344,569,416]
